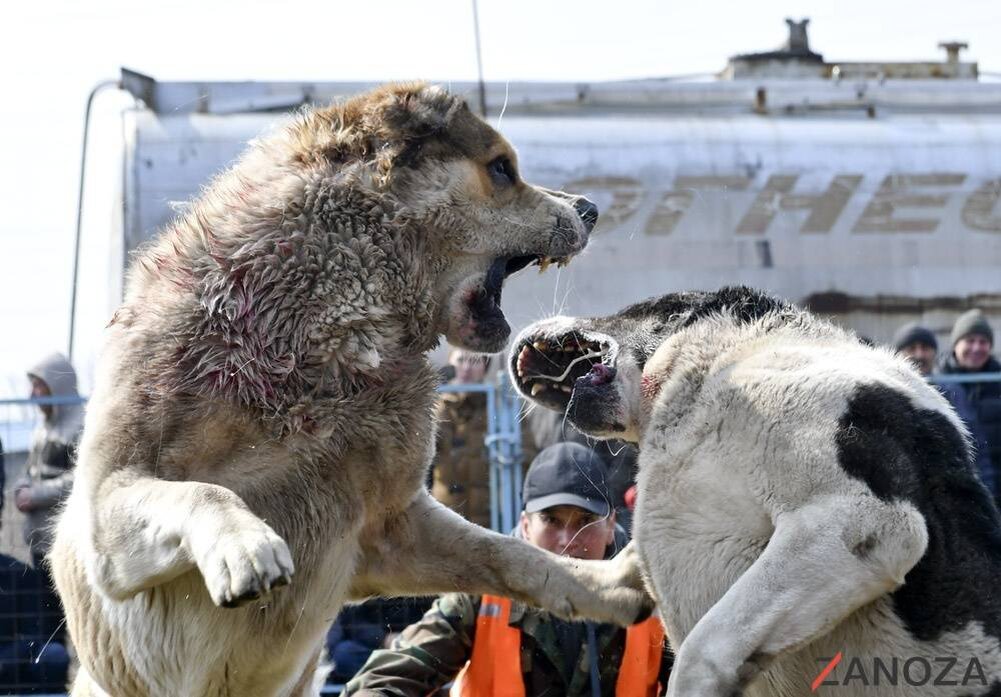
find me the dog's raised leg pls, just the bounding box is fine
[81,474,295,607]
[657,496,927,697]
[350,489,651,626]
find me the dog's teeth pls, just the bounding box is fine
[531,383,546,397]
[538,257,551,274]
[533,341,547,351]
[559,384,572,393]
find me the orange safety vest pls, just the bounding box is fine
[451,595,665,697]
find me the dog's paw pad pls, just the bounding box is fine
[196,523,295,608]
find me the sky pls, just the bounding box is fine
[1,0,1000,398]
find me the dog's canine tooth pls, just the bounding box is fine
[559,384,572,393]
[531,383,546,397]
[533,340,548,351]
[538,257,551,274]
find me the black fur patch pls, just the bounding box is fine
[617,286,791,327]
[608,287,794,371]
[835,384,1001,643]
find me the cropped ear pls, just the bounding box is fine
[371,84,465,143]
[364,84,468,183]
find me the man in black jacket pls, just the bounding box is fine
[939,309,1001,507]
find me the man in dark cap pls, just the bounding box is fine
[344,442,669,696]
[939,309,1001,507]
[892,321,939,376]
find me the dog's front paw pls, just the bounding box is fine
[602,586,657,627]
[667,666,740,697]
[578,543,656,626]
[609,543,656,623]
[554,561,656,626]
[667,645,762,697]
[667,676,744,697]
[192,520,295,608]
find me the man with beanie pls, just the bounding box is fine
[344,442,669,696]
[892,321,939,376]
[939,309,1001,506]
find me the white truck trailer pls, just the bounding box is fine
[112,20,1001,349]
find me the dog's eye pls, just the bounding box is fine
[486,156,517,187]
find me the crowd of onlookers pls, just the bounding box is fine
[892,309,1001,507]
[1,308,1000,694]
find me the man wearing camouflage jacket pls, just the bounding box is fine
[345,443,670,696]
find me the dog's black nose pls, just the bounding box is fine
[573,197,599,233]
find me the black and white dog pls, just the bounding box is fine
[510,286,1001,697]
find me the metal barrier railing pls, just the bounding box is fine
[0,379,525,532]
[0,396,87,457]
[928,373,1001,384]
[3,369,998,696]
[437,372,526,533]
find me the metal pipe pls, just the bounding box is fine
[471,0,487,117]
[68,79,120,362]
[484,382,499,531]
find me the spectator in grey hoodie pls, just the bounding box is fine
[13,352,83,644]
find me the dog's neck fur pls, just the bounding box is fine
[119,141,446,420]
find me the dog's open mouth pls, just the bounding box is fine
[512,331,613,410]
[466,254,570,341]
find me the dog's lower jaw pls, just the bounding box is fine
[443,280,511,352]
[453,316,510,353]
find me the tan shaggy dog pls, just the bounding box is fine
[49,84,650,697]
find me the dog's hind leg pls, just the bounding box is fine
[658,495,927,697]
[349,489,652,627]
[83,474,295,608]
